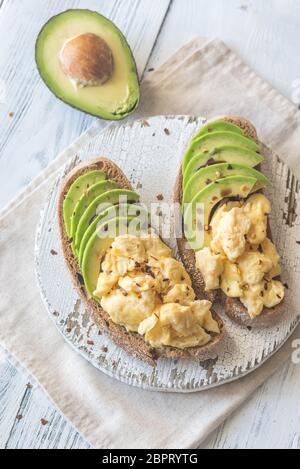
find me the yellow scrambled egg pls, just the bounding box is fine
[94,232,219,348]
[196,194,285,318]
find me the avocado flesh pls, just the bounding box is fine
[82,216,136,298]
[182,131,259,173]
[78,203,148,265]
[192,120,245,141]
[74,189,140,254]
[35,9,140,120]
[70,180,119,242]
[183,145,264,186]
[182,163,270,206]
[183,175,257,250]
[63,170,106,237]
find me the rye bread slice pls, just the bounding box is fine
[174,116,284,328]
[58,157,224,366]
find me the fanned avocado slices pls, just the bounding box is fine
[63,170,106,237]
[35,9,140,120]
[182,163,270,207]
[82,216,136,298]
[183,175,257,250]
[74,189,140,254]
[183,145,264,186]
[192,120,245,141]
[70,180,119,241]
[182,131,260,173]
[78,203,148,265]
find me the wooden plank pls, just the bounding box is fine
[0,0,170,210]
[145,0,300,100]
[0,0,170,449]
[0,358,89,449]
[201,359,300,449]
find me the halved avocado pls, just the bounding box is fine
[82,216,135,297]
[182,131,260,173]
[70,180,119,241]
[63,170,106,237]
[183,175,257,250]
[78,202,148,265]
[182,163,270,206]
[74,189,140,254]
[183,145,264,186]
[192,120,245,141]
[35,9,140,120]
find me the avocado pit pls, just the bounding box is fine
[59,33,114,87]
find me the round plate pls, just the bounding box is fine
[35,115,300,392]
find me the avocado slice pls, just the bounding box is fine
[182,163,270,206]
[82,216,135,298]
[63,170,106,237]
[183,145,263,186]
[182,131,259,173]
[192,120,245,141]
[74,189,140,254]
[183,175,257,250]
[78,203,148,265]
[70,180,119,242]
[35,9,140,120]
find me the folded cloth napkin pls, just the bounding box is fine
[0,38,299,449]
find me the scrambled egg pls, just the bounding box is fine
[196,194,285,318]
[94,232,220,348]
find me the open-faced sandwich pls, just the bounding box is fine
[58,158,223,366]
[174,116,285,327]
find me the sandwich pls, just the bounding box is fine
[174,116,285,327]
[58,157,223,366]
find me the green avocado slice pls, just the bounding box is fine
[183,145,264,186]
[78,203,148,265]
[192,120,245,141]
[183,175,257,250]
[81,216,136,298]
[74,189,140,255]
[182,131,260,173]
[63,170,106,237]
[182,163,270,207]
[35,9,140,120]
[70,180,119,242]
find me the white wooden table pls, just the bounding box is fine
[1,0,300,449]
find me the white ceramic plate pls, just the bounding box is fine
[35,115,300,392]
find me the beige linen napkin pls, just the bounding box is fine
[0,38,299,449]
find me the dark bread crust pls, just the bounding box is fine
[58,157,223,366]
[174,116,284,328]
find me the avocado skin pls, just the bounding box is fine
[35,9,140,120]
